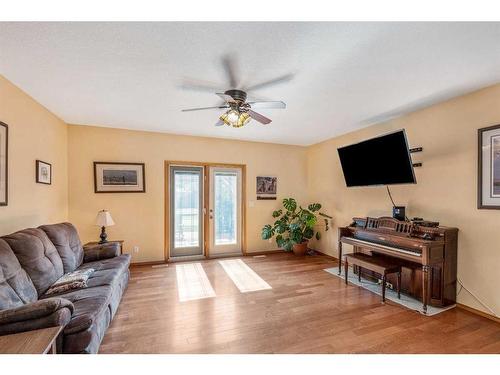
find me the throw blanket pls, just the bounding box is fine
[45,268,95,295]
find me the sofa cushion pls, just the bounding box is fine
[39,223,84,273]
[79,254,131,288]
[0,239,38,310]
[3,228,64,296]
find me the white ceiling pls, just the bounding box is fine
[1,22,500,146]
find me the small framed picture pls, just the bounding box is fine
[94,162,145,193]
[36,160,52,185]
[256,176,277,200]
[478,124,500,209]
[0,122,8,206]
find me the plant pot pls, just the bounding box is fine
[292,241,308,256]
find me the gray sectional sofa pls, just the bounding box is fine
[0,223,130,353]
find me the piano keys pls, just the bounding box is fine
[338,216,458,313]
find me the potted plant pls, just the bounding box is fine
[261,198,331,256]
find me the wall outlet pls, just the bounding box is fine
[133,246,140,254]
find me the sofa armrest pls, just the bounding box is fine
[83,242,120,263]
[0,298,74,336]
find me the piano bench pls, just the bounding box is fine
[344,253,402,303]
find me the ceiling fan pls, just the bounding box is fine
[181,56,292,128]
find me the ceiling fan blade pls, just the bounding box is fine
[216,92,236,103]
[181,105,228,112]
[245,73,294,91]
[222,55,238,88]
[248,101,286,109]
[246,93,272,102]
[180,78,225,92]
[248,109,272,125]
[215,119,225,127]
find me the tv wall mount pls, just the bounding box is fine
[409,147,422,167]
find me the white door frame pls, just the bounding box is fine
[169,165,204,259]
[208,166,243,257]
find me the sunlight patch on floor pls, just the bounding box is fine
[218,259,272,293]
[176,262,216,302]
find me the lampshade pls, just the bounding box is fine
[95,210,115,227]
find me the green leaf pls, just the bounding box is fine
[275,220,288,234]
[303,227,314,239]
[315,232,321,240]
[308,203,321,212]
[282,198,297,212]
[290,230,303,243]
[282,240,293,251]
[272,209,282,218]
[276,234,285,248]
[305,214,317,228]
[261,224,274,240]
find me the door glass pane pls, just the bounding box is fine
[214,172,237,245]
[174,171,200,248]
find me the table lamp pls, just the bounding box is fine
[95,210,115,244]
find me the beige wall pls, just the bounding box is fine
[67,125,308,263]
[3,72,499,316]
[307,83,500,317]
[0,75,68,234]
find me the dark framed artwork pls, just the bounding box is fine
[36,160,52,185]
[0,122,7,206]
[256,176,277,200]
[94,162,146,193]
[478,124,500,209]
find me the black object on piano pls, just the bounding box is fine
[392,206,406,221]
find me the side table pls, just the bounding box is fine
[0,326,63,354]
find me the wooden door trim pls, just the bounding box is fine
[164,161,247,261]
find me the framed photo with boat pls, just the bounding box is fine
[478,124,500,209]
[94,162,145,193]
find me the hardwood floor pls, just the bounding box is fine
[99,253,500,354]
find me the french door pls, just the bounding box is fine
[169,166,204,258]
[167,163,244,260]
[208,167,243,256]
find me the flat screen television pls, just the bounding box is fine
[337,129,416,187]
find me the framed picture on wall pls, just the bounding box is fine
[256,176,277,200]
[0,122,8,206]
[478,124,500,209]
[36,160,52,185]
[94,162,146,193]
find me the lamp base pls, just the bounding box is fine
[98,226,108,244]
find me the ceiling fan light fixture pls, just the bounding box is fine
[236,111,251,128]
[219,109,251,128]
[227,109,239,123]
[219,109,239,127]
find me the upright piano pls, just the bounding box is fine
[338,216,458,313]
